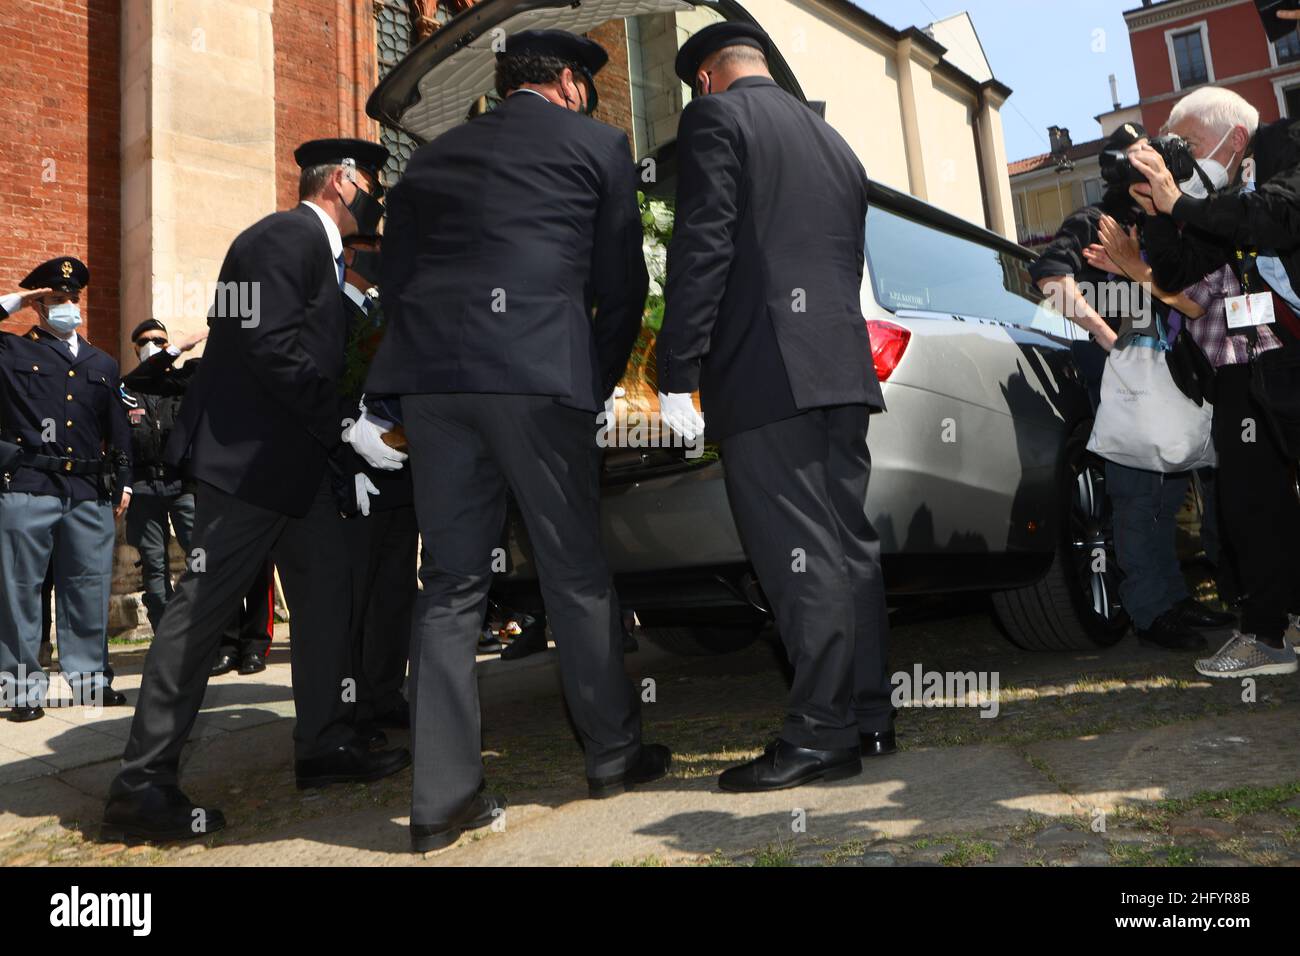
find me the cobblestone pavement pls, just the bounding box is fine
[2,598,1298,867]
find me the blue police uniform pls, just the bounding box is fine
[0,258,131,713]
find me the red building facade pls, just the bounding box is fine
[1124,0,1300,133]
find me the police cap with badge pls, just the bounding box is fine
[20,256,90,295]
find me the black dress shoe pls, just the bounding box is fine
[238,654,266,675]
[7,705,44,723]
[719,738,861,793]
[1135,610,1209,650]
[295,741,411,789]
[1173,597,1236,629]
[209,651,238,677]
[587,743,673,799]
[373,699,410,730]
[411,792,507,853]
[860,726,897,757]
[99,687,128,707]
[102,785,226,843]
[501,616,549,661]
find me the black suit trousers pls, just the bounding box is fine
[720,405,891,750]
[402,393,641,824]
[112,478,355,794]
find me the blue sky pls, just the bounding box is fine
[858,0,1143,161]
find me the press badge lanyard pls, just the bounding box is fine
[1226,246,1276,359]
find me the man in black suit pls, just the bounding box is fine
[358,30,668,853]
[338,234,416,744]
[103,139,410,843]
[658,23,893,792]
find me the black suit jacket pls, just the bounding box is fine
[659,76,883,440]
[166,204,348,516]
[365,92,649,411]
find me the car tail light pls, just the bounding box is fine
[866,319,910,382]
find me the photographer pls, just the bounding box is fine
[1030,124,1230,652]
[1131,87,1300,677]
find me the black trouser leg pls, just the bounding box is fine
[112,483,284,794]
[1212,365,1300,645]
[271,480,357,758]
[721,407,879,751]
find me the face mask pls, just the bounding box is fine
[46,302,82,335]
[137,342,162,361]
[349,250,383,288]
[1182,128,1237,199]
[340,172,385,236]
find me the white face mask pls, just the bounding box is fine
[45,302,82,335]
[137,342,162,361]
[1181,127,1238,199]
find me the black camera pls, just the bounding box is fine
[1257,0,1300,44]
[1099,134,1198,186]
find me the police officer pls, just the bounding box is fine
[657,23,891,791]
[354,29,668,852]
[119,319,274,674]
[339,233,415,739]
[0,257,131,721]
[104,139,410,843]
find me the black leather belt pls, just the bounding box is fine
[16,452,102,475]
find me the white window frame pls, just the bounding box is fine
[1165,21,1214,91]
[1270,30,1300,68]
[1274,74,1300,118]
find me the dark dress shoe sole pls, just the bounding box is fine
[861,734,897,758]
[587,747,673,799]
[7,707,45,723]
[718,757,862,793]
[100,814,227,845]
[295,750,412,790]
[410,798,504,853]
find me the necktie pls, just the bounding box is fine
[65,340,75,358]
[336,253,347,290]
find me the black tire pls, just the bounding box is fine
[642,625,763,656]
[992,427,1130,650]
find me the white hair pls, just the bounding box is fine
[1166,86,1259,139]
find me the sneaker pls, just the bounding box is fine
[1194,631,1298,679]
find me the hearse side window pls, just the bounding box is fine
[865,206,1068,337]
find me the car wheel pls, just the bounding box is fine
[641,625,764,656]
[992,427,1130,650]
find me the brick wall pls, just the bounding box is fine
[0,0,121,352]
[272,0,379,209]
[588,19,636,156]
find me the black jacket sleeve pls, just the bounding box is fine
[1172,164,1300,251]
[1143,213,1233,293]
[590,133,650,399]
[121,349,190,396]
[1028,208,1096,284]
[105,360,133,483]
[659,96,745,394]
[232,227,347,453]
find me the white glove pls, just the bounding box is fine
[343,411,407,471]
[354,473,380,518]
[657,392,705,442]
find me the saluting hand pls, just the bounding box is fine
[174,329,208,353]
